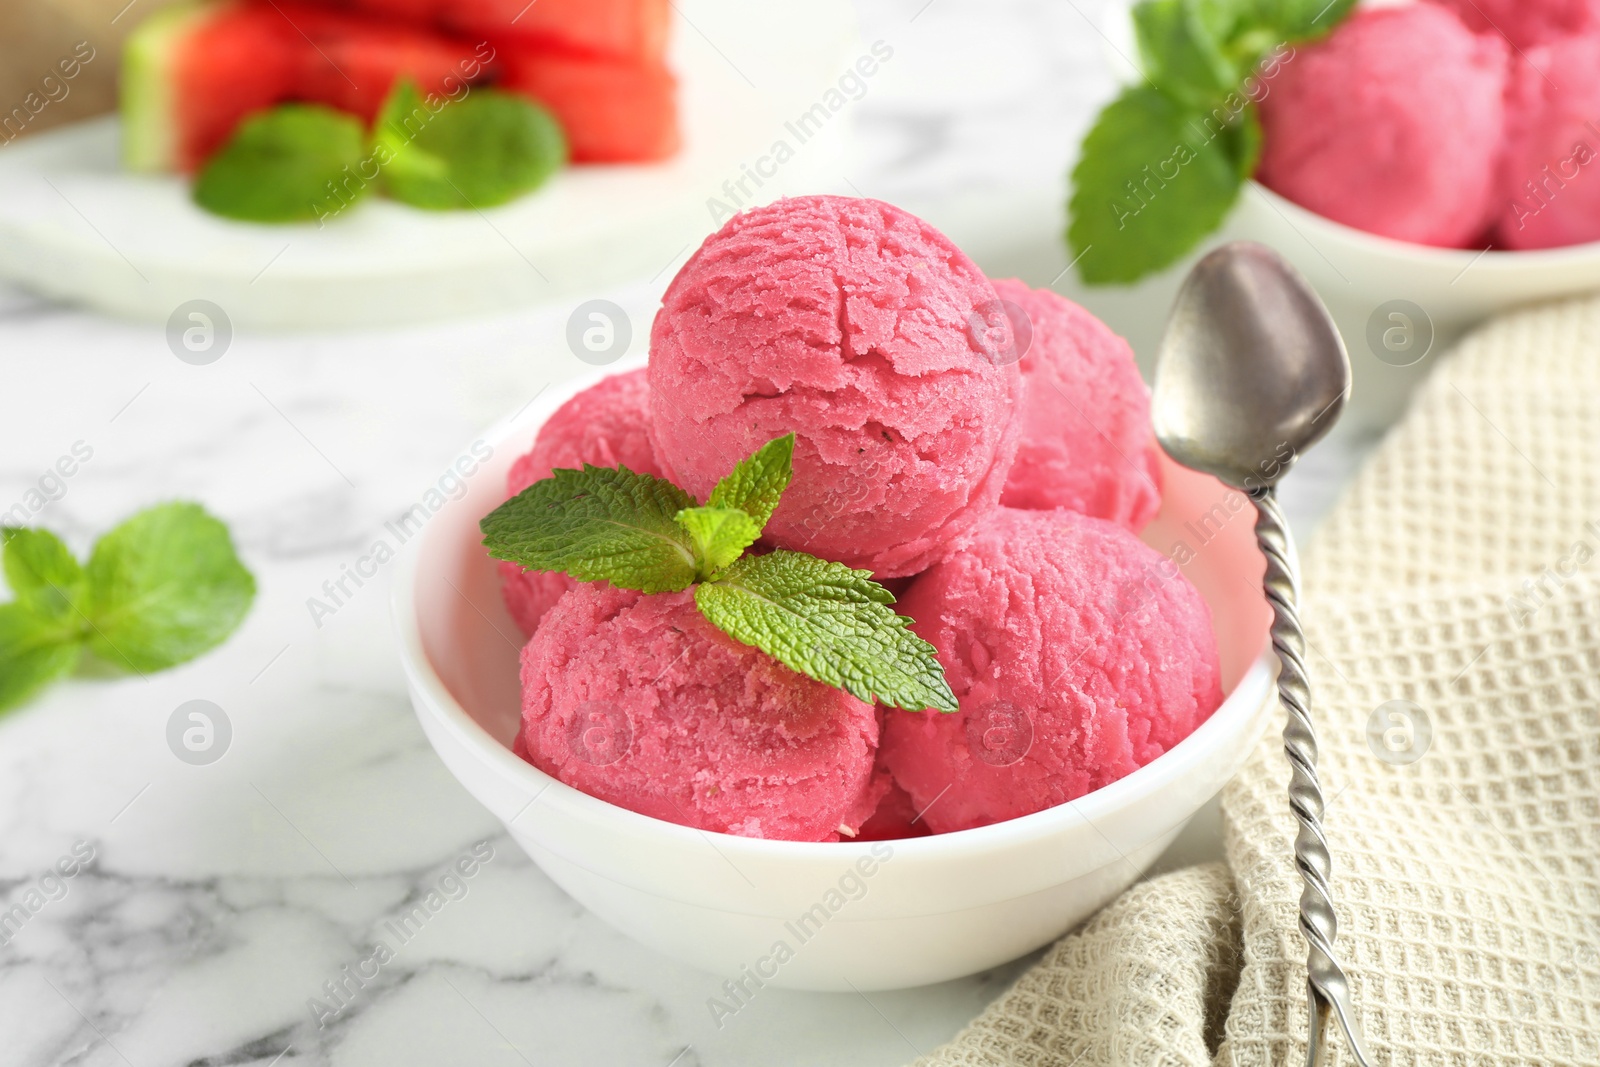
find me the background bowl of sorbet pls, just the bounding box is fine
[1090,0,1600,431]
[393,361,1277,991]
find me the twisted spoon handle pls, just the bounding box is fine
[1251,487,1372,1067]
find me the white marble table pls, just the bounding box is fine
[0,2,1377,1063]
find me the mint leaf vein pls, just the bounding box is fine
[706,433,794,530]
[695,551,957,713]
[675,506,761,580]
[482,464,699,593]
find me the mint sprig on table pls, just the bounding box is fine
[480,435,958,713]
[196,79,567,223]
[0,503,256,712]
[1067,0,1357,284]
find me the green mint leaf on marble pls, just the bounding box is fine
[86,502,257,672]
[481,464,699,593]
[377,80,567,210]
[1068,85,1252,285]
[194,104,367,223]
[706,433,795,530]
[2,527,88,619]
[675,507,762,580]
[0,504,255,712]
[0,603,82,713]
[694,550,957,713]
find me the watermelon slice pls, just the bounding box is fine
[123,0,490,172]
[122,2,286,173]
[316,0,670,62]
[498,50,678,163]
[282,4,495,122]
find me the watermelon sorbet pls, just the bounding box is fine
[498,368,662,635]
[518,586,883,842]
[1257,4,1508,247]
[1425,0,1600,48]
[1495,31,1600,249]
[881,508,1222,834]
[993,278,1161,530]
[648,195,1023,578]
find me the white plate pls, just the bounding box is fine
[0,0,858,329]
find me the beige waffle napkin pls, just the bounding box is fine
[913,295,1600,1067]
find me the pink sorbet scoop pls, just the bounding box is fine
[1426,0,1600,48]
[1257,4,1508,248]
[518,585,882,841]
[881,508,1222,833]
[992,278,1161,530]
[498,369,663,636]
[1496,32,1600,249]
[648,195,1022,578]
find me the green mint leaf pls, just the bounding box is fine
[2,527,88,619]
[675,506,762,579]
[374,80,451,191]
[377,82,567,210]
[1232,103,1263,178]
[372,80,451,192]
[1134,0,1241,107]
[86,502,256,672]
[194,104,367,223]
[481,465,698,593]
[0,602,84,713]
[706,433,794,531]
[1068,85,1248,285]
[1260,0,1357,42]
[694,550,957,713]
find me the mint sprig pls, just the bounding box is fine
[482,433,957,713]
[674,507,761,578]
[194,79,567,224]
[1264,0,1359,42]
[1133,0,1237,108]
[1068,0,1355,284]
[3,528,88,618]
[706,432,794,529]
[695,551,954,713]
[194,105,367,223]
[83,503,257,672]
[376,80,567,210]
[0,503,256,713]
[0,603,82,713]
[479,464,698,593]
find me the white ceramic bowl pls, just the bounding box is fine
[392,361,1276,991]
[1227,181,1600,429]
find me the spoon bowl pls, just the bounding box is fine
[1153,242,1351,489]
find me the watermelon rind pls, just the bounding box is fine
[121,0,218,172]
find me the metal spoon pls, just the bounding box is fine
[1152,241,1371,1067]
